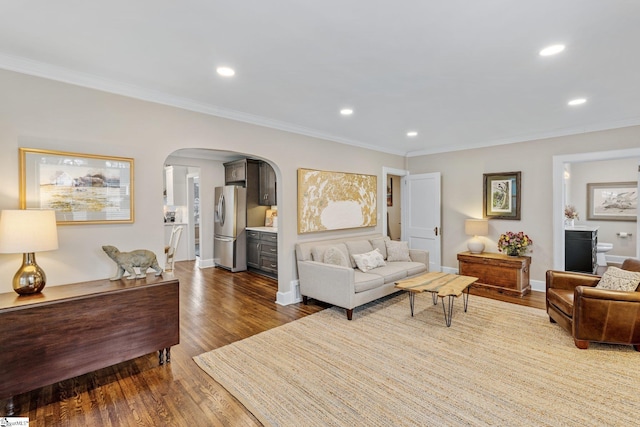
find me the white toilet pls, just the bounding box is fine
[596,242,613,267]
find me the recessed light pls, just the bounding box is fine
[216,66,235,77]
[340,108,354,116]
[568,98,587,106]
[406,131,418,137]
[539,44,565,56]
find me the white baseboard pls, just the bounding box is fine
[198,258,215,269]
[276,280,301,306]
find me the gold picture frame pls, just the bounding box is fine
[20,148,134,225]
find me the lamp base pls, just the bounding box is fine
[13,253,47,295]
[467,237,485,254]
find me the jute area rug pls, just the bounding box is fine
[194,293,638,427]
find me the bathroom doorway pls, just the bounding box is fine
[553,148,640,270]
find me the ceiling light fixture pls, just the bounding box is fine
[406,131,418,137]
[567,98,587,106]
[340,108,354,116]
[539,44,565,56]
[216,66,235,77]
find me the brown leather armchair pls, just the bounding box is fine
[546,258,640,350]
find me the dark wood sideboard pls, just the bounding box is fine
[457,251,531,297]
[0,275,179,400]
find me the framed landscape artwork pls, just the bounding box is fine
[20,148,134,224]
[587,181,637,221]
[483,171,521,220]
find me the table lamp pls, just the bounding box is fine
[0,209,59,295]
[465,219,488,254]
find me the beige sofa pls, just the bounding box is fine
[295,233,429,320]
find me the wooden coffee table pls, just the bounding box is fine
[395,272,478,327]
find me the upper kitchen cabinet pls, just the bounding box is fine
[259,161,277,206]
[164,165,187,206]
[224,159,247,184]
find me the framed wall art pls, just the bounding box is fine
[586,181,637,221]
[20,148,134,224]
[297,168,377,234]
[483,171,521,220]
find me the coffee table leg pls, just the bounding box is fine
[442,296,455,327]
[463,286,470,312]
[431,292,438,305]
[409,292,415,316]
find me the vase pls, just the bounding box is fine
[507,249,520,257]
[565,218,575,228]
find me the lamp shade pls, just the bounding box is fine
[0,209,59,253]
[464,219,488,237]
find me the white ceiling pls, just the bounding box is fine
[1,1,639,156]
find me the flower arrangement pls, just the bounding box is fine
[564,205,579,220]
[498,231,533,256]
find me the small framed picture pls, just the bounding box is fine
[587,181,637,221]
[483,171,521,220]
[20,148,134,225]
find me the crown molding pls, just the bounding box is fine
[0,53,407,157]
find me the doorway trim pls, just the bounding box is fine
[552,147,640,270]
[382,167,408,240]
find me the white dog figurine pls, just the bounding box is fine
[102,245,163,280]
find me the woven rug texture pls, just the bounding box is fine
[194,294,639,427]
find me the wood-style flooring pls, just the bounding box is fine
[1,262,545,426]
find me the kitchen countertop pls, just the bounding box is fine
[246,226,278,233]
[165,222,188,226]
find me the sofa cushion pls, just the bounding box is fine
[369,236,390,259]
[311,243,350,264]
[352,249,386,273]
[345,240,375,268]
[366,263,408,283]
[595,266,640,291]
[323,245,350,267]
[389,261,428,277]
[386,240,411,262]
[353,271,385,293]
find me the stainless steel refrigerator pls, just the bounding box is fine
[214,185,247,272]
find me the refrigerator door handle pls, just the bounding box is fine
[216,193,226,227]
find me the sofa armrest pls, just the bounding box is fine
[409,249,429,269]
[297,260,356,308]
[545,270,600,292]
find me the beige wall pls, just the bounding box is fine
[1,68,639,296]
[407,126,640,284]
[0,70,405,297]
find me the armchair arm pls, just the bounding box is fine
[576,285,640,303]
[573,285,640,344]
[297,260,356,309]
[545,270,600,292]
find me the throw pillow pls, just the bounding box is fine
[370,236,390,259]
[385,240,411,262]
[595,267,640,292]
[352,248,386,273]
[345,240,375,268]
[323,245,350,267]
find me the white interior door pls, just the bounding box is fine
[403,173,441,272]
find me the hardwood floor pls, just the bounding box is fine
[1,262,544,426]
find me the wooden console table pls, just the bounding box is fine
[457,251,531,297]
[0,275,179,401]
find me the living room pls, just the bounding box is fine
[1,1,640,425]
